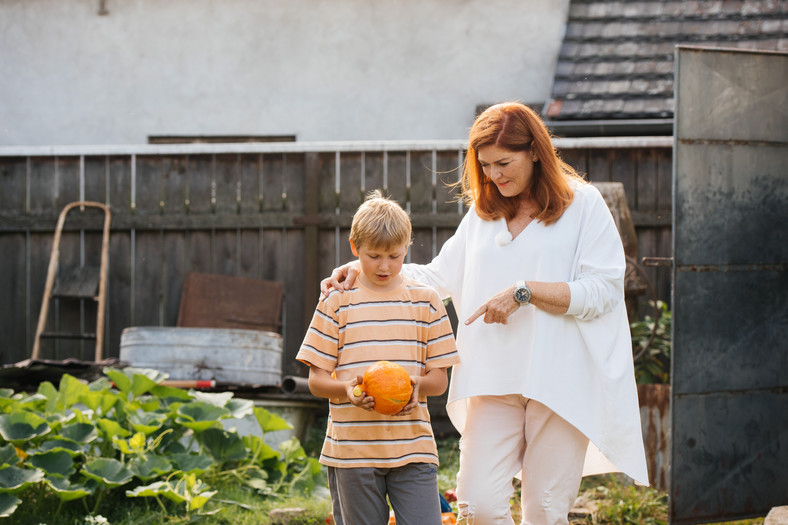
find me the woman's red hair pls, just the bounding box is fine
[459,102,585,225]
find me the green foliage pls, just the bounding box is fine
[631,301,672,384]
[0,367,323,523]
[585,475,668,524]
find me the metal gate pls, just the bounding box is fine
[671,46,788,523]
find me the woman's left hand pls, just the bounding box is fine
[465,285,519,325]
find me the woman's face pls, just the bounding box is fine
[477,144,534,199]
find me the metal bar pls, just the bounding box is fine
[677,263,787,272]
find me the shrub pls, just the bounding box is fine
[631,301,671,384]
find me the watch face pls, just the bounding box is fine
[515,287,530,304]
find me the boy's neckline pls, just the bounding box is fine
[356,273,406,294]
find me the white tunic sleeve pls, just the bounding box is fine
[566,184,627,321]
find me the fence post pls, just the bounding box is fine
[302,153,321,332]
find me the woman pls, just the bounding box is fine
[322,102,648,524]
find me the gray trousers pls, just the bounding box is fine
[327,462,442,525]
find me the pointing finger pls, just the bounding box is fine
[465,305,487,325]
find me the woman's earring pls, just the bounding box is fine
[531,153,538,162]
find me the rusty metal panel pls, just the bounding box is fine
[639,384,671,491]
[176,272,284,334]
[671,46,788,523]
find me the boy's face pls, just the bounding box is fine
[350,241,408,291]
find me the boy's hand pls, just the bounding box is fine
[395,377,420,416]
[347,375,374,410]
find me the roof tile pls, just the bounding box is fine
[544,0,787,122]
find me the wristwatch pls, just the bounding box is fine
[513,280,532,306]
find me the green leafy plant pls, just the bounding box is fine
[0,367,323,522]
[585,475,668,524]
[631,301,671,384]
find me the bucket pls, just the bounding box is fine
[119,326,282,386]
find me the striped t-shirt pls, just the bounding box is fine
[297,277,459,469]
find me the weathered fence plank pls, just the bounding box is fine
[0,141,673,381]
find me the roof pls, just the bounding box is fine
[543,0,788,128]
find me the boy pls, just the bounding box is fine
[297,190,459,525]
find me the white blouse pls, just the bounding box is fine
[403,181,649,485]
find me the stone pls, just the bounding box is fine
[765,506,788,525]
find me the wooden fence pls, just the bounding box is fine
[0,138,673,378]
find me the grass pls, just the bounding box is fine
[8,432,766,524]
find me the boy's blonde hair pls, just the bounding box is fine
[349,190,412,250]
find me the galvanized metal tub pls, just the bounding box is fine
[119,326,282,386]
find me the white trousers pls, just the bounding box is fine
[455,395,589,525]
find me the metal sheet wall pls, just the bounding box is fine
[671,46,788,523]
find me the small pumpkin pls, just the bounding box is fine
[361,361,413,415]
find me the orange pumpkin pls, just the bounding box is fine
[361,361,413,415]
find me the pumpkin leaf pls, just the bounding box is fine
[201,428,247,462]
[36,381,59,412]
[105,367,168,398]
[112,435,133,455]
[0,412,50,444]
[0,445,19,467]
[176,402,228,431]
[129,455,173,481]
[128,368,169,398]
[0,466,45,493]
[88,377,114,391]
[58,422,97,443]
[0,395,16,411]
[29,450,74,478]
[18,393,48,410]
[244,435,280,463]
[130,431,146,451]
[44,476,93,501]
[57,374,90,409]
[253,407,292,434]
[169,453,213,475]
[35,438,84,457]
[226,398,254,419]
[0,493,21,517]
[289,456,323,496]
[81,458,133,487]
[189,390,233,408]
[189,489,217,511]
[128,410,167,435]
[127,475,214,508]
[113,431,147,456]
[279,437,306,465]
[96,417,131,439]
[126,480,179,501]
[136,395,161,412]
[104,368,131,396]
[150,385,193,402]
[241,466,270,492]
[78,390,117,415]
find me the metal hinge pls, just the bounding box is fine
[642,257,674,268]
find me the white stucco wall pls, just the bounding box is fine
[0,0,569,145]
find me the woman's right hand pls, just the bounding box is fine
[320,261,361,296]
